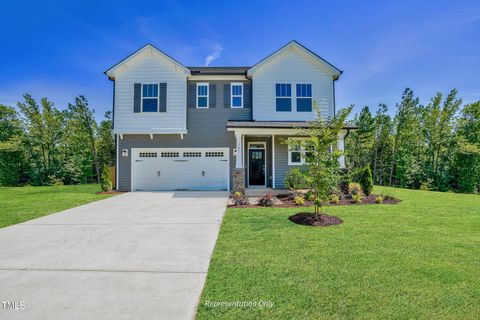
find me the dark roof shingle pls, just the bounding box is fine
[187,67,249,75]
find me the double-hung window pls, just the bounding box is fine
[196,83,209,108]
[288,138,314,165]
[276,83,292,112]
[142,84,159,112]
[296,84,312,112]
[231,83,243,108]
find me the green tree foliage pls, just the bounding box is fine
[96,111,115,167]
[451,102,480,193]
[62,96,100,184]
[352,165,373,196]
[0,105,27,185]
[1,94,115,187]
[347,88,479,194]
[346,106,375,169]
[17,95,64,185]
[100,165,112,192]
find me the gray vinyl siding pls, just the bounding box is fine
[187,80,252,109]
[274,135,306,188]
[117,104,251,191]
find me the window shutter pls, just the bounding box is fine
[159,83,167,112]
[133,83,141,113]
[244,83,251,108]
[224,83,231,108]
[187,82,196,108]
[209,83,216,108]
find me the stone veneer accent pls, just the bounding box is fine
[232,168,245,193]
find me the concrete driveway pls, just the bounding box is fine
[0,191,228,320]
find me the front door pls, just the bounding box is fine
[248,149,265,186]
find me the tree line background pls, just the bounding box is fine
[1,89,479,194]
[346,88,480,194]
[0,95,114,186]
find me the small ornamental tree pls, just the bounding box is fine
[287,104,352,215]
[100,165,112,192]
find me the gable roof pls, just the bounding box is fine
[104,43,190,79]
[247,40,342,80]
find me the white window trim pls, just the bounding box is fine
[231,82,243,108]
[295,83,313,112]
[141,83,159,113]
[287,137,308,166]
[275,83,292,112]
[196,82,209,108]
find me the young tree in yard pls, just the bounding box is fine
[290,104,352,215]
[96,111,115,167]
[0,105,27,185]
[17,95,64,185]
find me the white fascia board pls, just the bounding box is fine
[227,127,306,136]
[113,128,188,135]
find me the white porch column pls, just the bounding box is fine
[337,131,346,168]
[235,131,244,168]
[272,134,276,189]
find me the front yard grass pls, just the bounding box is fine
[0,184,114,228]
[198,187,480,319]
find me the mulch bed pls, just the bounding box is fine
[278,193,400,207]
[228,193,400,208]
[288,212,343,227]
[96,190,127,195]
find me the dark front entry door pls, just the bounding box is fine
[249,149,265,186]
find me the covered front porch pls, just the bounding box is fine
[227,121,351,192]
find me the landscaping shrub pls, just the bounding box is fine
[306,190,315,201]
[293,196,305,206]
[339,174,351,194]
[284,168,305,191]
[329,194,340,204]
[348,182,363,197]
[420,180,432,191]
[352,194,363,203]
[258,193,274,207]
[100,166,112,192]
[375,196,384,204]
[353,165,373,196]
[231,191,248,206]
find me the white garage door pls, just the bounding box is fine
[132,148,229,191]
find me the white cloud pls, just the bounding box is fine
[204,44,223,66]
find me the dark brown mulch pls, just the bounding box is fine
[289,212,343,227]
[96,190,127,195]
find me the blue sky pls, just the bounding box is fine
[1,0,479,120]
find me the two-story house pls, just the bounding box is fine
[105,40,351,192]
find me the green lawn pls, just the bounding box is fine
[0,184,114,228]
[198,187,480,320]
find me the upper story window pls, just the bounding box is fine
[276,83,292,112]
[196,83,209,108]
[231,83,243,108]
[296,84,312,112]
[142,84,159,112]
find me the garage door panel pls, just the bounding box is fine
[132,148,229,191]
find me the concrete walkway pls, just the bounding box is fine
[0,191,228,320]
